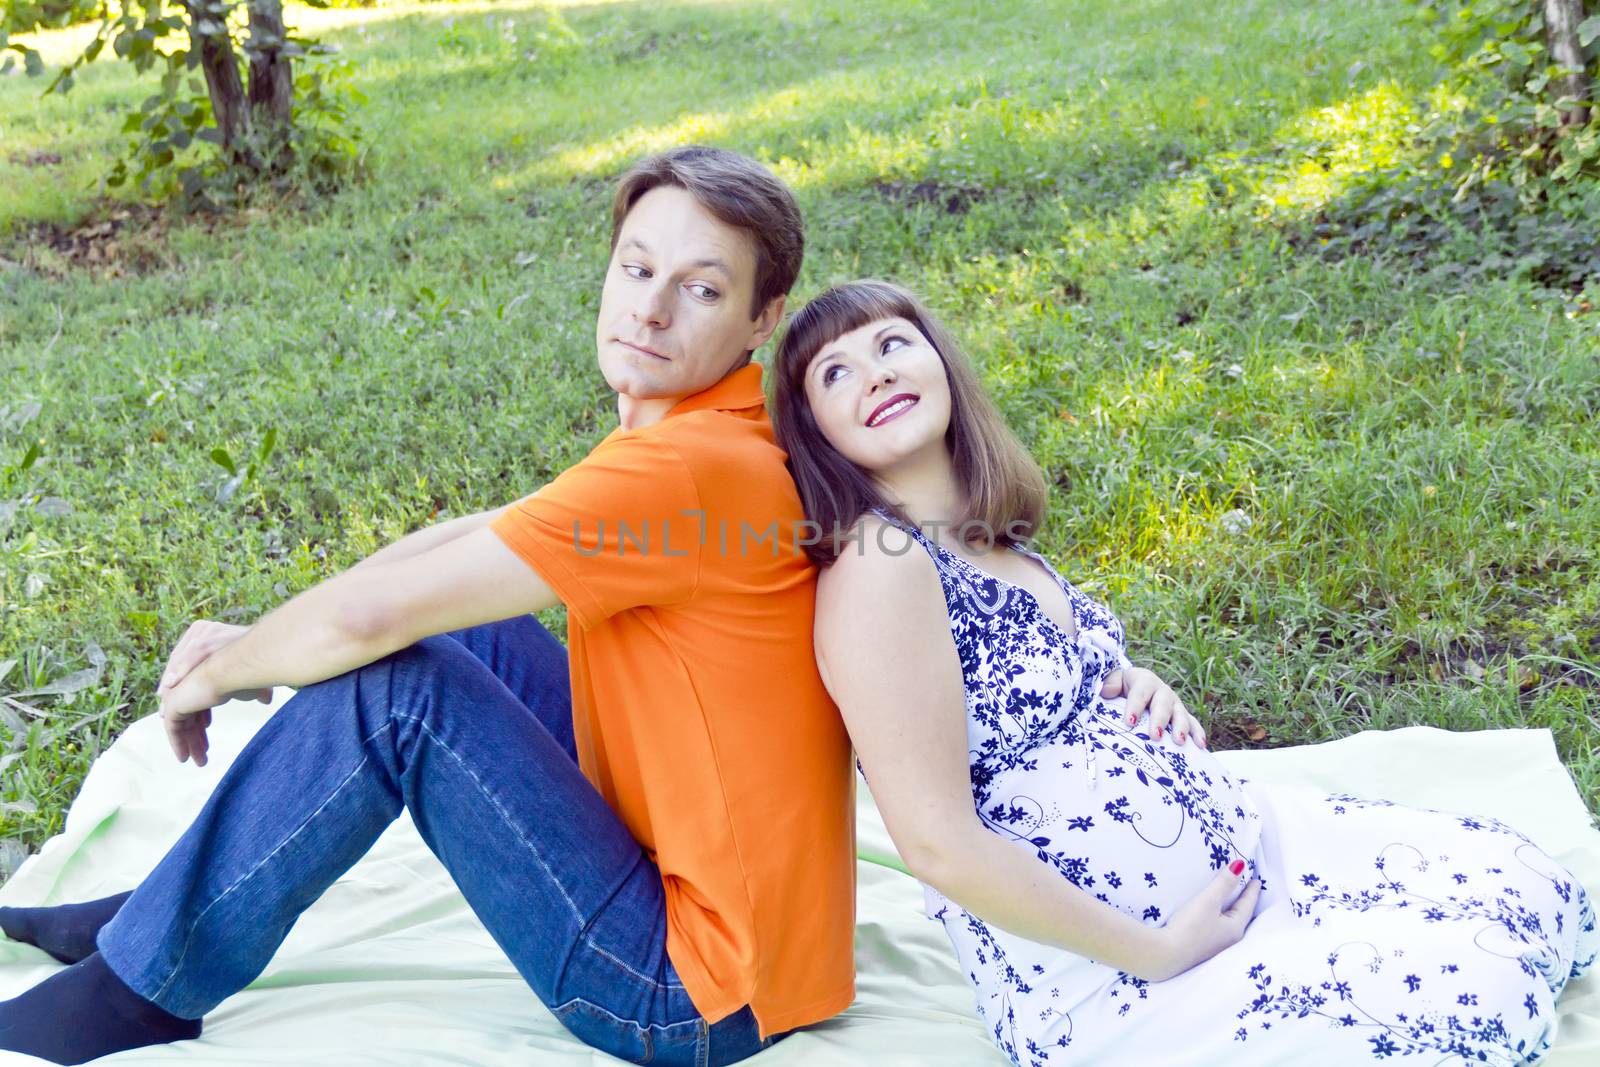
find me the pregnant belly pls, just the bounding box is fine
[977,696,1264,927]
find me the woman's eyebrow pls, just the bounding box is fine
[811,322,907,379]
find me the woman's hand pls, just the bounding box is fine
[1100,667,1207,747]
[1142,861,1262,981]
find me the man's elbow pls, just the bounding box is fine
[328,585,399,655]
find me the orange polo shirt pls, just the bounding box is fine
[488,362,855,1038]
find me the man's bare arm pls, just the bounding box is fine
[350,499,527,571]
[156,528,561,764]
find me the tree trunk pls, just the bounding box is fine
[245,0,294,142]
[1542,0,1592,129]
[185,1,252,163]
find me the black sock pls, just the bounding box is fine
[0,951,201,1064]
[0,890,133,965]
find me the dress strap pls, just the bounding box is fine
[865,506,940,554]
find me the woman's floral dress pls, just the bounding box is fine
[872,512,1597,1067]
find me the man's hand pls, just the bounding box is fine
[159,621,263,697]
[1100,667,1207,747]
[156,620,271,767]
[1143,861,1261,981]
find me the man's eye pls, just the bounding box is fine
[623,264,651,279]
[689,284,719,301]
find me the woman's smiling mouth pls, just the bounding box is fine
[866,393,919,427]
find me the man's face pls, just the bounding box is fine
[596,185,782,425]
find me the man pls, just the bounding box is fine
[0,146,856,1066]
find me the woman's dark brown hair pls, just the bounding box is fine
[772,280,1048,566]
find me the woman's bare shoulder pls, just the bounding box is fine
[816,515,942,627]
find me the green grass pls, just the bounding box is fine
[1,0,1597,872]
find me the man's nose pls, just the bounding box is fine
[632,282,672,329]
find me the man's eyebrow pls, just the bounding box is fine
[688,257,732,278]
[618,239,730,279]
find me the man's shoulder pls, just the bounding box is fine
[639,408,787,483]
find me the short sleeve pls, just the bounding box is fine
[490,433,704,629]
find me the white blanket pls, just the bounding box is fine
[2,696,1595,1065]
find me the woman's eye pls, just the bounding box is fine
[823,365,845,385]
[881,334,910,353]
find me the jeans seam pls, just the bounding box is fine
[584,932,687,991]
[393,710,584,926]
[552,997,701,1034]
[149,722,394,1002]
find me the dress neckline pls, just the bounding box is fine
[880,513,1082,644]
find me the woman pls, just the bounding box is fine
[771,280,1596,1066]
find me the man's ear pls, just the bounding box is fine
[746,294,787,352]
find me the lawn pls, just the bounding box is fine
[1,0,1596,873]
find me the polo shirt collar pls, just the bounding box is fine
[665,362,767,419]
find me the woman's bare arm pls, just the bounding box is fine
[815,520,1253,981]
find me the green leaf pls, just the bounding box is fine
[257,427,277,464]
[210,447,237,476]
[1579,16,1600,48]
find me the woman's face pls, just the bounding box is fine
[802,315,953,477]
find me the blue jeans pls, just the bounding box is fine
[96,616,786,1066]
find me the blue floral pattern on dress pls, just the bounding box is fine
[870,511,1598,1067]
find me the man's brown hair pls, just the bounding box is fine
[611,145,804,318]
[773,279,1049,566]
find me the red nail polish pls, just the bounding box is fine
[1229,859,1245,876]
